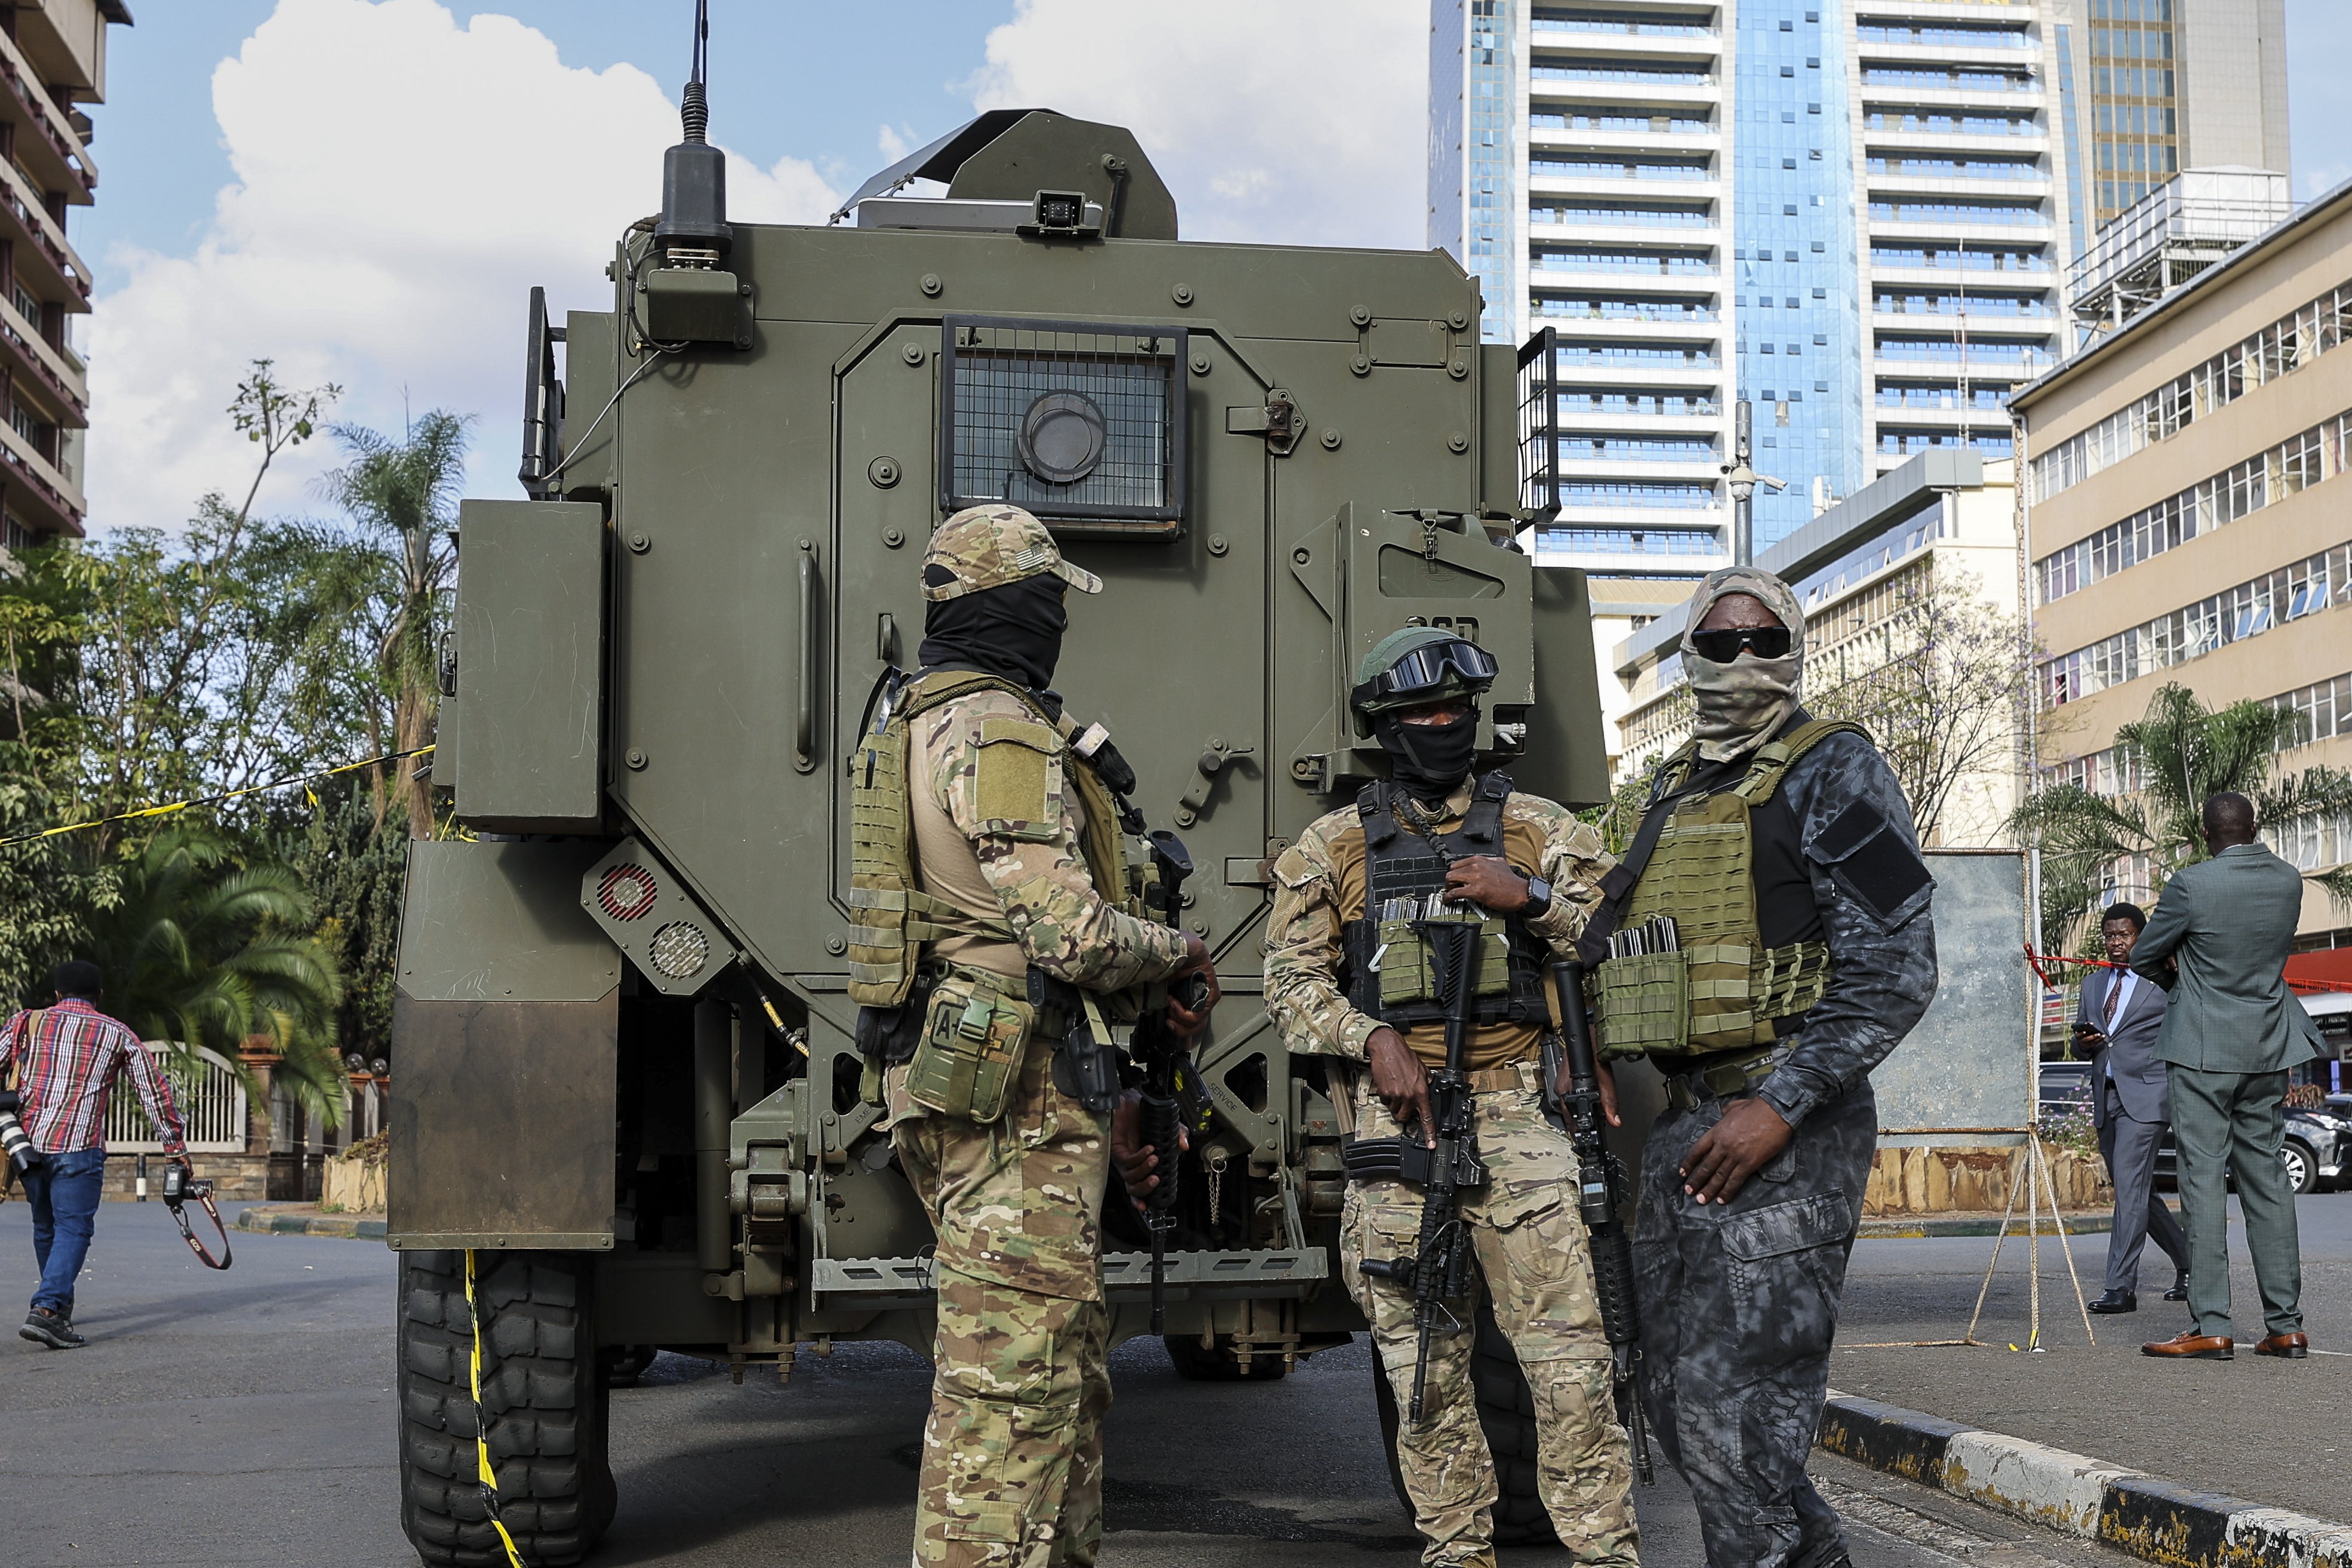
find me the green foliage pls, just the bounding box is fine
[2010,681,2352,952]
[0,359,473,1068]
[82,825,346,1126]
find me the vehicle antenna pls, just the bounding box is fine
[655,0,731,266]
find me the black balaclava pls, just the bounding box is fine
[1375,706,1480,805]
[918,572,1068,691]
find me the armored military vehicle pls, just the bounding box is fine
[388,33,1609,1564]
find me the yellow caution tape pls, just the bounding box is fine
[0,744,435,848]
[464,1249,530,1568]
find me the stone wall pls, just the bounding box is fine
[321,1133,387,1213]
[98,1151,268,1201]
[1861,1142,2112,1217]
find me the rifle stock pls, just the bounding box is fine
[1136,829,1197,1336]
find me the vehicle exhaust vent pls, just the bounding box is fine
[938,315,1188,539]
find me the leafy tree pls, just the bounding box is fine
[1809,562,2031,847]
[2009,681,2352,952]
[318,411,469,838]
[278,780,408,1057]
[81,825,346,1124]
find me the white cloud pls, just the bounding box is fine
[87,0,837,534]
[964,0,1424,250]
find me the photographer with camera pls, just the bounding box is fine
[1,961,187,1349]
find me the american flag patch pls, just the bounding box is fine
[1007,543,1052,571]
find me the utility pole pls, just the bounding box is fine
[1721,398,1785,567]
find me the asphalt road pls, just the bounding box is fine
[1,1194,2153,1568]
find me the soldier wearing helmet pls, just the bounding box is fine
[848,504,1217,1567]
[1260,628,1638,1568]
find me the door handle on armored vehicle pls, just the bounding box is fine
[795,543,819,772]
[877,611,897,665]
[1174,739,1254,826]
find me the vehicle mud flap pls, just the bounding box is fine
[1368,1287,1558,1548]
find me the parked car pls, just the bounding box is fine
[2037,1059,2350,1196]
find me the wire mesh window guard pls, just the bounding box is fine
[1517,327,1561,519]
[937,316,1188,538]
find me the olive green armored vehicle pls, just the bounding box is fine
[388,49,1609,1565]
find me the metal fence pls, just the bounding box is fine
[104,1045,248,1154]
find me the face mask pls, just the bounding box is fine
[1685,646,1801,763]
[917,575,1069,690]
[1376,709,1479,802]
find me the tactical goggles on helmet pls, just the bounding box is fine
[1687,625,1793,663]
[1350,637,1498,715]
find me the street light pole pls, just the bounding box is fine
[1721,398,1785,567]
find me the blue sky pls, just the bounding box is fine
[67,1,2346,535]
[80,2,1019,296]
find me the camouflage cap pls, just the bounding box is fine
[921,505,1103,601]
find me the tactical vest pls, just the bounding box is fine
[844,669,1134,1009]
[1592,718,1861,1059]
[1340,771,1548,1030]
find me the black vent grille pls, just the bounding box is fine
[939,316,1188,539]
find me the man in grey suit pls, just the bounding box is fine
[2076,901,2188,1313]
[2133,792,2323,1360]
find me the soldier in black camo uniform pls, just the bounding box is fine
[1600,567,1938,1568]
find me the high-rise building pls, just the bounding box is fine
[0,1,131,555]
[1429,0,2287,588]
[2046,0,2288,242]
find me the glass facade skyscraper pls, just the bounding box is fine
[1426,0,2286,577]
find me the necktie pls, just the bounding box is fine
[2103,975,2123,1028]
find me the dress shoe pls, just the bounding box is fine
[2088,1289,2137,1314]
[2142,1329,2233,1359]
[2164,1271,2188,1302]
[2255,1332,2309,1359]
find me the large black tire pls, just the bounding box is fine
[1163,1333,1290,1381]
[398,1250,617,1567]
[1369,1295,1558,1548]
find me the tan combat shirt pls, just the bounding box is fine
[1264,784,1612,1071]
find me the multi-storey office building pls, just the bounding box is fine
[1431,0,2079,579]
[2015,179,2352,945]
[2044,0,2289,241]
[0,1,129,554]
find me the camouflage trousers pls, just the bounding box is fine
[1341,1062,1641,1568]
[889,1031,1113,1568]
[1633,1080,1877,1568]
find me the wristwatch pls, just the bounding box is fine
[1521,874,1554,918]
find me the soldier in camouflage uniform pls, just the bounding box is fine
[865,505,1216,1568]
[1259,628,1639,1568]
[1592,567,1937,1568]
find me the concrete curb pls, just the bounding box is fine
[1818,1391,2352,1567]
[232,1205,385,1240]
[1858,1213,2113,1239]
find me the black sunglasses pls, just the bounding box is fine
[1688,626,1793,662]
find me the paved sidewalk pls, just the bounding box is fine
[1833,1191,2352,1524]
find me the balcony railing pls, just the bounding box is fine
[1535,300,1722,324]
[1532,113,1712,134]
[1533,159,1712,181]
[1534,16,1713,37]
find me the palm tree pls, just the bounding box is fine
[2010,682,2352,952]
[317,411,469,839]
[82,826,347,1127]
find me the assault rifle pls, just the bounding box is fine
[1352,918,1490,1424]
[1548,959,1653,1484]
[1134,828,1201,1335]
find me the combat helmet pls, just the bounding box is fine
[1348,627,1498,738]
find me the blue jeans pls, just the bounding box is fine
[20,1148,106,1317]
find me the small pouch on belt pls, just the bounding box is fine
[905,967,1034,1124]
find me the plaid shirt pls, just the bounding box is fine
[0,999,186,1157]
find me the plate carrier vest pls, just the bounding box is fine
[1594,718,1861,1059]
[845,669,1135,1010]
[1340,771,1548,1031]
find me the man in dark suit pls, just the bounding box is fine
[2134,792,2323,1360]
[2075,902,2188,1312]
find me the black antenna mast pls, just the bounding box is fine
[654,0,730,265]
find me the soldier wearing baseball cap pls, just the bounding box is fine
[848,502,1216,1566]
